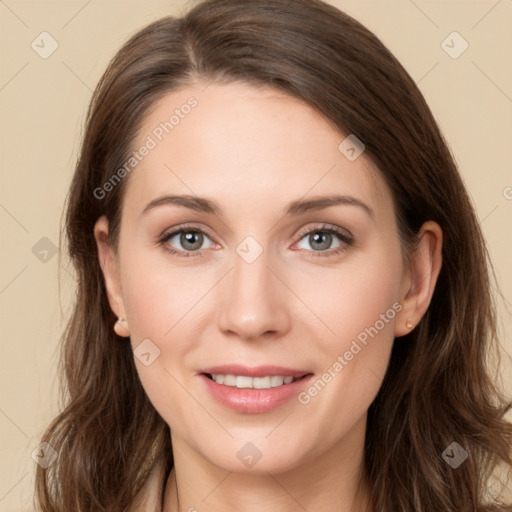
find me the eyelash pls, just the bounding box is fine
[157,223,354,259]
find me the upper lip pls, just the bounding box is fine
[200,364,311,378]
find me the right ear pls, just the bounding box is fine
[94,215,129,337]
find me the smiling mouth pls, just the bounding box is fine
[203,373,310,389]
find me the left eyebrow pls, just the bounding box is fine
[286,194,374,219]
[140,193,374,219]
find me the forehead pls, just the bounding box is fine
[121,81,392,223]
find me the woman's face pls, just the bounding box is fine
[96,81,415,474]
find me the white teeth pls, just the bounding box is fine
[236,376,253,388]
[253,376,271,389]
[270,376,283,387]
[223,374,236,386]
[210,374,297,389]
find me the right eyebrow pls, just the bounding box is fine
[141,195,222,217]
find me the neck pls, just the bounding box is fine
[162,415,372,512]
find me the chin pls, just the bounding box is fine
[202,436,310,475]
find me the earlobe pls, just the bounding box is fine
[395,221,443,338]
[93,215,130,337]
[114,317,130,337]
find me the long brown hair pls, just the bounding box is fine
[35,0,512,510]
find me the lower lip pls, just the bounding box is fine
[200,374,313,414]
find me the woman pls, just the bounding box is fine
[34,0,512,510]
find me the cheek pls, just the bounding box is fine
[119,253,208,429]
[294,245,403,347]
[292,246,401,408]
[120,245,206,341]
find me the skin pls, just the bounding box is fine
[94,81,442,512]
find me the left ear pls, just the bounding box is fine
[395,221,443,337]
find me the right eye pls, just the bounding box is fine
[158,225,217,258]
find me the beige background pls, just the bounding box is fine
[1,0,511,509]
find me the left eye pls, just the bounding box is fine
[294,227,352,254]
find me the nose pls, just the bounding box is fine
[217,246,291,341]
